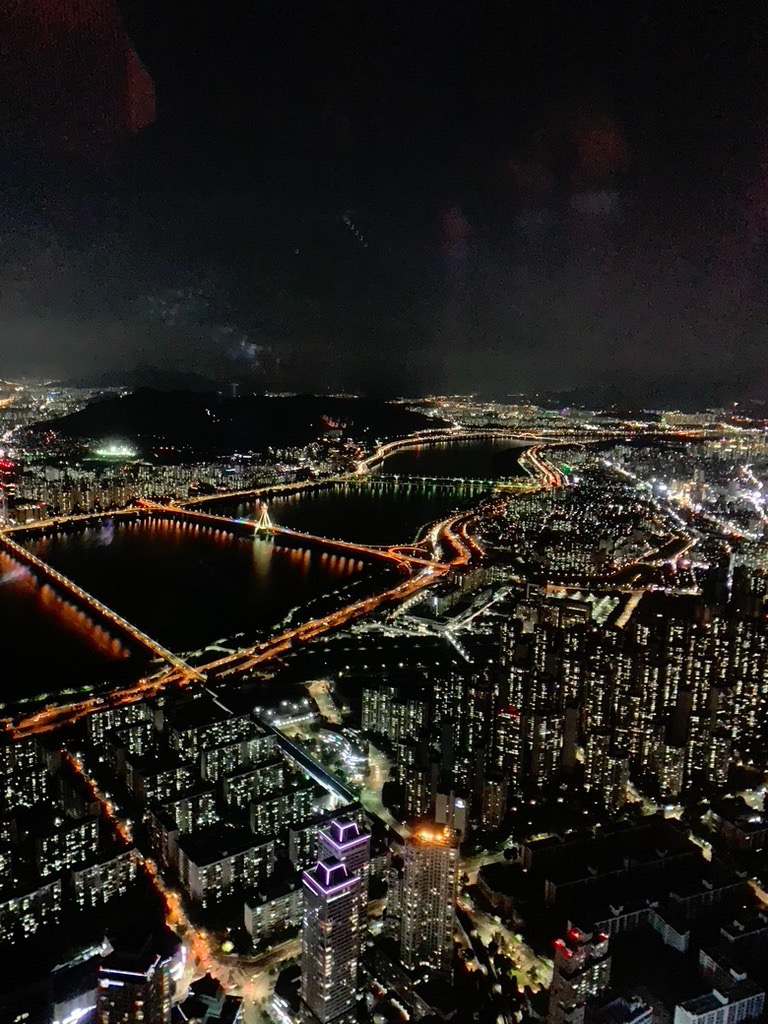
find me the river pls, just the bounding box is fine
[0,436,524,707]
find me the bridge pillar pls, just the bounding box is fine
[255,504,273,532]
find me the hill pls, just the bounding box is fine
[36,390,445,457]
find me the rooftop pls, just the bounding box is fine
[410,824,460,849]
[244,873,301,908]
[592,998,653,1024]
[679,980,763,1016]
[165,694,248,732]
[177,825,274,867]
[319,817,368,853]
[303,856,357,897]
[125,749,196,775]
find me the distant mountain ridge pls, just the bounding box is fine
[35,390,446,455]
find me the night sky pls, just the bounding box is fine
[1,1,767,405]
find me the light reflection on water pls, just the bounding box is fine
[24,517,381,656]
[6,437,521,702]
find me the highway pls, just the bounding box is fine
[6,667,195,739]
[201,561,451,678]
[358,426,569,471]
[137,500,435,575]
[0,506,139,537]
[0,533,204,682]
[519,445,566,489]
[1,429,561,740]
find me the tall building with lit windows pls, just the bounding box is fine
[318,818,370,916]
[301,857,362,1024]
[548,927,611,1024]
[400,825,460,979]
[97,929,178,1023]
[494,704,523,788]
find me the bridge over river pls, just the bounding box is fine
[0,433,565,738]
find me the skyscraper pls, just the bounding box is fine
[301,857,361,1024]
[494,704,523,787]
[400,824,460,979]
[97,930,178,1023]
[317,817,371,917]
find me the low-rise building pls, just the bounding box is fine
[173,973,244,1023]
[709,800,768,853]
[674,983,764,1024]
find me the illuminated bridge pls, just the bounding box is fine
[181,470,493,513]
[1,507,138,539]
[1,431,565,739]
[368,474,495,489]
[0,533,204,682]
[136,501,439,575]
[180,476,347,509]
[357,427,534,470]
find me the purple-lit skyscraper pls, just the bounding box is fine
[318,817,370,916]
[301,857,362,1024]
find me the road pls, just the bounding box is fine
[307,680,343,725]
[456,903,516,1024]
[2,430,559,741]
[359,742,409,838]
[458,895,552,994]
[66,747,302,1013]
[0,506,139,537]
[0,533,203,681]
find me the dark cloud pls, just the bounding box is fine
[1,2,767,404]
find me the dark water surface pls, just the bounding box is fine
[381,436,527,478]
[25,519,379,653]
[3,437,523,705]
[210,438,526,545]
[0,549,150,708]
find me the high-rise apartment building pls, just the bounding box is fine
[400,824,459,979]
[318,818,371,916]
[548,927,611,1024]
[494,704,523,788]
[530,712,563,790]
[301,857,362,1024]
[97,930,178,1024]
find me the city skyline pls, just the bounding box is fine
[1,2,768,1022]
[1,390,767,1022]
